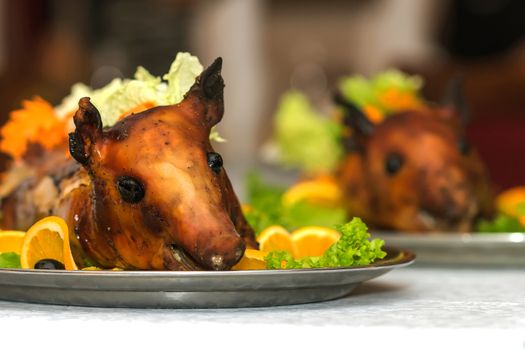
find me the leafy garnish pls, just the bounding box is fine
[0,252,21,269]
[55,52,203,127]
[244,173,286,234]
[265,217,386,269]
[244,173,347,235]
[272,91,343,174]
[476,214,525,233]
[1,53,224,160]
[339,69,424,118]
[271,72,423,174]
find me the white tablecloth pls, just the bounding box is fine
[0,266,524,349]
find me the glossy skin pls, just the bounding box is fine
[1,58,257,270]
[336,106,493,233]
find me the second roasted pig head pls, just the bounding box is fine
[335,81,493,232]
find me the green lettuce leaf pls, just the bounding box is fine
[339,69,423,113]
[244,173,286,234]
[54,52,223,142]
[338,75,375,108]
[476,214,525,233]
[244,173,347,235]
[273,91,343,173]
[163,52,203,105]
[265,217,386,269]
[0,252,21,268]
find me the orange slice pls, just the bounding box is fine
[257,225,293,253]
[232,249,267,270]
[496,186,525,217]
[282,176,342,207]
[20,216,77,270]
[0,230,26,254]
[291,226,340,258]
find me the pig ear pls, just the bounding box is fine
[183,57,225,127]
[334,93,375,136]
[69,97,103,165]
[442,76,470,125]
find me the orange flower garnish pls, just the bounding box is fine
[0,97,67,159]
[377,88,422,113]
[362,104,384,124]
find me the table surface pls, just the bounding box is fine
[0,265,524,349]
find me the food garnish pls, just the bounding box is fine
[270,71,424,175]
[244,173,347,235]
[33,259,65,270]
[0,53,223,162]
[0,230,25,268]
[233,218,385,270]
[338,69,424,120]
[0,97,68,159]
[264,218,385,270]
[272,91,343,174]
[476,187,525,232]
[282,176,342,207]
[290,226,341,258]
[0,230,25,254]
[257,226,293,253]
[20,216,77,270]
[232,249,267,270]
[0,252,21,268]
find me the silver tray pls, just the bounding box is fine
[0,247,413,309]
[373,232,525,267]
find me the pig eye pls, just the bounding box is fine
[116,176,145,203]
[458,138,470,155]
[385,153,403,176]
[207,152,223,174]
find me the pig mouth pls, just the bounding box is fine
[169,244,202,270]
[417,200,478,232]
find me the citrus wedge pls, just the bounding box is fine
[257,225,293,253]
[496,186,525,217]
[0,230,26,254]
[20,216,77,270]
[232,249,267,270]
[282,176,342,207]
[291,226,340,258]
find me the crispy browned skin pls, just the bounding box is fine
[0,58,257,270]
[335,102,493,233]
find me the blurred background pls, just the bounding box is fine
[0,0,524,195]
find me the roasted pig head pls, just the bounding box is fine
[335,82,493,233]
[69,58,256,270]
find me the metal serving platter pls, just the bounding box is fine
[0,247,414,309]
[373,232,525,267]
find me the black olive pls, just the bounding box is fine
[458,138,470,155]
[207,152,223,174]
[116,176,145,203]
[34,259,65,270]
[385,153,404,176]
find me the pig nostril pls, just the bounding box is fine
[210,255,224,270]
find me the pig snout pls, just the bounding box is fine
[198,231,245,270]
[418,166,478,230]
